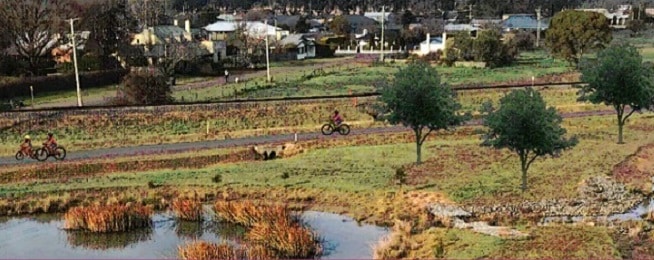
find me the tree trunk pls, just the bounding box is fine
[520,155,528,192]
[618,121,624,144]
[415,128,422,164]
[416,140,422,164]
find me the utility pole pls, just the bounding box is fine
[68,18,83,107]
[265,19,271,82]
[469,4,474,21]
[380,5,385,61]
[536,7,542,48]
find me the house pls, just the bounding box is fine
[501,14,549,31]
[274,15,325,32]
[340,15,378,34]
[363,12,395,24]
[415,33,447,56]
[471,19,502,28]
[444,23,480,37]
[131,22,193,46]
[130,20,209,65]
[278,34,316,60]
[577,5,631,28]
[204,21,288,41]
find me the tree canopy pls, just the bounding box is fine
[545,10,612,66]
[328,15,351,36]
[482,88,578,191]
[381,60,467,164]
[579,44,654,144]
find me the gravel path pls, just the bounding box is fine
[0,109,620,167]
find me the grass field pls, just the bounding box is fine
[0,86,608,157]
[2,113,653,257]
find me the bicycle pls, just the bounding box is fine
[321,121,351,135]
[15,149,38,161]
[34,144,67,161]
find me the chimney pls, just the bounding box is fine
[174,19,179,27]
[185,20,191,33]
[442,32,447,45]
[426,33,430,43]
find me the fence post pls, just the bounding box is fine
[206,120,210,135]
[30,86,34,109]
[294,132,298,142]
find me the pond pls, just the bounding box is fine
[0,211,389,259]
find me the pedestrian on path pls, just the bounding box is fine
[224,70,229,83]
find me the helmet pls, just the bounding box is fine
[24,135,31,140]
[47,132,53,137]
[334,110,339,115]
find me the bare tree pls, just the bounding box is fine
[155,40,203,81]
[0,0,78,75]
[127,0,169,28]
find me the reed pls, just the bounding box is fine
[213,200,321,259]
[178,241,245,260]
[172,198,203,221]
[247,221,321,258]
[63,203,153,232]
[213,200,290,227]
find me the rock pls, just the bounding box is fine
[429,203,472,218]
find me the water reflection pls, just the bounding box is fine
[67,229,153,250]
[0,211,388,259]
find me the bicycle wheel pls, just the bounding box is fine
[338,124,351,135]
[35,148,48,162]
[54,147,66,160]
[15,151,24,161]
[321,124,334,135]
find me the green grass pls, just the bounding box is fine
[4,114,653,204]
[180,51,573,101]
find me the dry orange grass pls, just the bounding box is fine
[213,200,322,259]
[63,203,153,232]
[178,241,244,260]
[213,200,291,227]
[178,241,278,260]
[172,198,203,221]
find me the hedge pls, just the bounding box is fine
[0,70,127,100]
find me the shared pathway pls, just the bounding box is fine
[0,109,621,167]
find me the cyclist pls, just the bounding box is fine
[20,135,32,156]
[332,110,344,127]
[44,132,57,153]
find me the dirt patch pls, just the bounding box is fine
[613,143,654,194]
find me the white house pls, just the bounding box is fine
[577,5,631,28]
[415,33,447,56]
[204,21,289,41]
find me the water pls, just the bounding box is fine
[0,211,389,259]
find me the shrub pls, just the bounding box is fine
[120,70,173,105]
[0,70,126,100]
[212,174,222,183]
[513,31,536,51]
[63,203,153,232]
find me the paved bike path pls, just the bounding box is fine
[0,109,620,167]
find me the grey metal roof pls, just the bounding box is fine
[502,14,549,30]
[153,26,188,39]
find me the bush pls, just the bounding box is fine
[513,31,536,51]
[0,69,127,99]
[120,70,173,105]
